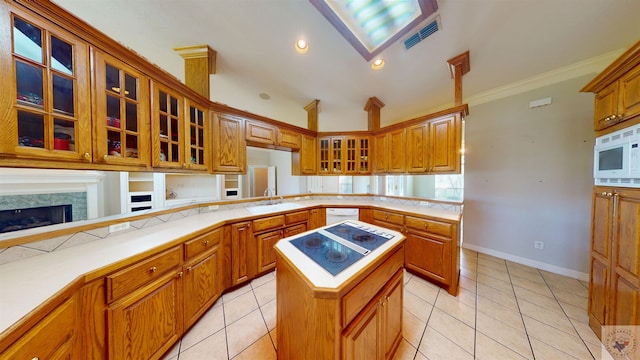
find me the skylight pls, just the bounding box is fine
[310,0,438,61]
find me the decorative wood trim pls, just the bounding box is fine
[447,51,470,106]
[174,45,217,98]
[364,97,385,131]
[581,39,640,93]
[372,104,469,134]
[304,99,320,132]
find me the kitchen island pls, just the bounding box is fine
[275,221,406,360]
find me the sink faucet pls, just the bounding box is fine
[264,188,274,204]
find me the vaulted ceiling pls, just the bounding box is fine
[53,0,640,130]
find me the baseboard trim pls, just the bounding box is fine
[462,243,589,282]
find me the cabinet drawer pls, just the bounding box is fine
[2,297,77,359]
[284,223,307,237]
[184,227,221,260]
[107,246,182,302]
[372,209,404,226]
[253,215,285,233]
[285,210,309,225]
[342,248,404,327]
[405,216,452,237]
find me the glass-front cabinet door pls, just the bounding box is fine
[0,10,91,161]
[152,82,184,168]
[318,137,330,174]
[185,99,209,171]
[93,50,149,167]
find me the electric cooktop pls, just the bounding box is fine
[289,221,394,276]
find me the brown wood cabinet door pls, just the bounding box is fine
[183,248,221,329]
[278,128,302,149]
[343,299,381,360]
[93,50,150,167]
[382,271,403,360]
[609,190,640,326]
[590,190,613,330]
[212,113,246,173]
[1,296,77,360]
[594,82,620,131]
[405,230,451,285]
[108,271,183,360]
[428,115,460,173]
[245,119,276,145]
[387,129,405,173]
[1,8,92,162]
[406,123,428,173]
[231,221,254,286]
[373,133,388,173]
[309,208,326,229]
[184,100,210,171]
[257,229,283,273]
[152,81,185,169]
[620,63,640,122]
[300,134,317,174]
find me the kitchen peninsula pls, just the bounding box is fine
[0,196,460,359]
[275,221,406,360]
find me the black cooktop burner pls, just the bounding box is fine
[302,236,325,249]
[325,249,349,263]
[324,222,392,251]
[351,233,375,243]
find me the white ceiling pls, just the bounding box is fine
[53,0,640,130]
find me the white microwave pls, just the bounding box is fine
[594,123,640,187]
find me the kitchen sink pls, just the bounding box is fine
[246,202,303,215]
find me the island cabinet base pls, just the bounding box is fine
[276,245,405,360]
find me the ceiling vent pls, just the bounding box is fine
[404,16,441,50]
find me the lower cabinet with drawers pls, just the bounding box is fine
[368,208,460,295]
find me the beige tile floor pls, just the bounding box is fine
[161,248,616,360]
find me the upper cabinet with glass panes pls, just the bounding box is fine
[0,9,91,161]
[92,50,150,168]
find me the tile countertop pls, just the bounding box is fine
[0,199,460,335]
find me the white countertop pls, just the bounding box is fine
[274,220,405,289]
[0,198,460,335]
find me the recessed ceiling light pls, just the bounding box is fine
[259,93,271,100]
[294,39,309,54]
[371,58,385,70]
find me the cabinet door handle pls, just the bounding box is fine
[607,192,613,197]
[203,240,210,246]
[186,266,192,271]
[178,271,184,277]
[103,154,108,161]
[149,266,157,273]
[424,223,429,229]
[84,152,90,160]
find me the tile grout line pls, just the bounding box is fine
[505,262,537,360]
[539,273,598,360]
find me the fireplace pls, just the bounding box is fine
[0,204,73,234]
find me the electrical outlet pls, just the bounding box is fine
[304,196,310,200]
[294,197,301,201]
[379,196,387,201]
[534,241,544,250]
[337,195,343,200]
[208,205,219,211]
[420,201,429,207]
[109,222,130,233]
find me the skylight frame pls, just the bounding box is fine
[309,0,438,61]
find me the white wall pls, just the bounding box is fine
[463,75,595,279]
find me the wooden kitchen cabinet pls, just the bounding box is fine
[277,127,302,149]
[342,269,403,360]
[583,39,640,132]
[152,81,185,169]
[405,122,428,173]
[93,49,150,167]
[344,136,371,174]
[245,119,276,145]
[318,136,343,174]
[1,296,78,360]
[183,228,222,329]
[184,99,210,171]
[292,133,317,175]
[257,229,284,273]
[589,187,640,338]
[230,221,255,286]
[254,211,309,273]
[0,7,92,163]
[212,112,246,173]
[373,129,405,173]
[428,114,461,173]
[309,207,326,229]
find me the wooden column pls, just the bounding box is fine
[304,99,320,131]
[364,97,385,131]
[174,45,217,98]
[447,51,470,106]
